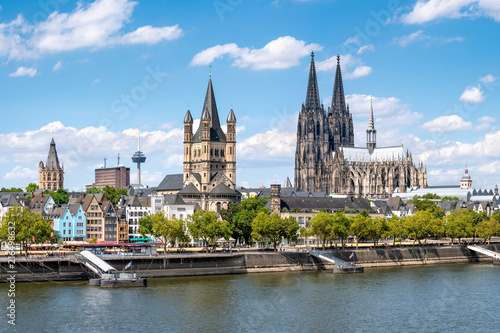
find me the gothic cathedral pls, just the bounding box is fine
[295,53,427,198]
[39,138,64,191]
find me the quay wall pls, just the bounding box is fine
[1,245,499,282]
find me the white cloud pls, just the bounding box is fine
[3,166,37,180]
[118,25,183,45]
[391,30,463,47]
[316,54,372,79]
[8,66,37,77]
[401,0,500,24]
[477,116,496,123]
[357,44,374,54]
[0,0,183,60]
[239,129,296,159]
[392,30,430,47]
[422,115,473,132]
[480,74,497,83]
[190,36,322,70]
[459,86,485,105]
[52,61,63,71]
[92,78,101,84]
[0,121,184,188]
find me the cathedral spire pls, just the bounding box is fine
[331,55,346,115]
[366,97,377,154]
[305,52,321,111]
[368,96,375,130]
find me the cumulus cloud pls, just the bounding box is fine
[0,0,183,60]
[401,0,500,24]
[190,36,322,70]
[3,166,38,181]
[8,66,37,77]
[239,129,296,160]
[459,86,485,105]
[422,115,473,132]
[316,54,372,79]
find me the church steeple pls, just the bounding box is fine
[331,55,346,115]
[305,52,321,111]
[366,97,377,154]
[193,77,226,142]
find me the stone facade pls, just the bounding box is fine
[39,138,64,191]
[295,53,427,198]
[181,77,241,212]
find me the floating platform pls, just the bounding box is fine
[333,265,364,274]
[89,273,147,287]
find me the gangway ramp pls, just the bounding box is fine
[467,245,500,263]
[78,250,117,277]
[309,251,364,273]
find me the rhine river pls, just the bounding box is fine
[1,263,499,332]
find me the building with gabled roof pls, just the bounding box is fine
[39,138,64,191]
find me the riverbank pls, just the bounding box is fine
[1,244,499,282]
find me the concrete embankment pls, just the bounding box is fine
[1,245,499,282]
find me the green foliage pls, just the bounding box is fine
[26,183,39,192]
[331,211,351,246]
[368,217,388,246]
[1,187,23,192]
[387,215,405,245]
[421,193,440,200]
[85,187,103,194]
[309,212,333,249]
[251,212,297,251]
[138,215,154,238]
[445,210,475,243]
[350,213,371,249]
[51,188,69,205]
[103,186,127,206]
[88,237,97,244]
[476,216,499,244]
[0,205,54,256]
[188,210,231,252]
[440,196,460,202]
[220,196,270,245]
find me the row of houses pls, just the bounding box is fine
[0,189,196,244]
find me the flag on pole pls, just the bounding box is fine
[349,252,354,259]
[125,261,132,270]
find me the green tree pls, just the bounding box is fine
[387,215,405,245]
[440,196,459,202]
[350,213,371,249]
[138,215,154,238]
[103,186,127,206]
[368,217,388,247]
[0,205,54,256]
[282,216,299,245]
[251,212,289,251]
[445,210,474,244]
[26,183,39,192]
[404,210,434,245]
[331,211,351,246]
[188,210,231,252]
[421,193,440,200]
[150,212,189,252]
[476,218,499,244]
[52,188,69,205]
[309,212,333,250]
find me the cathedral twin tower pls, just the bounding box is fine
[295,53,427,198]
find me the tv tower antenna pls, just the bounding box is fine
[131,129,146,185]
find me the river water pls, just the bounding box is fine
[1,263,499,332]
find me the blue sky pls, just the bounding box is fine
[1,0,500,191]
